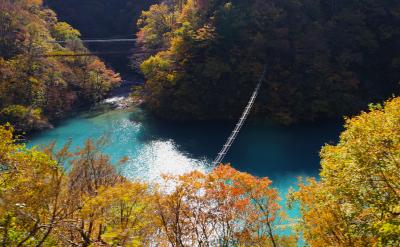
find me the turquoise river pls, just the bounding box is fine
[28,98,343,231]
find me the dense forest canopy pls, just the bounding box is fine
[0,0,121,132]
[137,0,400,124]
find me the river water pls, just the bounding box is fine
[28,97,343,231]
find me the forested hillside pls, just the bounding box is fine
[0,1,399,246]
[138,0,400,124]
[0,0,121,132]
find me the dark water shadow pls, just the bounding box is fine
[226,121,343,179]
[129,110,343,178]
[130,111,232,158]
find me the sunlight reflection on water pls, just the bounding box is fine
[28,106,211,183]
[124,139,210,182]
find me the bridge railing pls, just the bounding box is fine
[212,66,266,166]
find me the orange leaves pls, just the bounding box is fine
[0,126,293,246]
[234,198,250,210]
[154,164,283,246]
[25,0,43,6]
[231,187,244,197]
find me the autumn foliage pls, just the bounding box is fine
[0,97,399,246]
[0,124,295,246]
[153,165,295,246]
[290,97,400,246]
[0,0,121,133]
[137,0,400,124]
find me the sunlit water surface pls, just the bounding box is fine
[28,101,342,235]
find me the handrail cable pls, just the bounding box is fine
[48,38,137,44]
[212,66,267,166]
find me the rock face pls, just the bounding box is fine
[103,96,135,109]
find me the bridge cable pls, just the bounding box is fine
[212,66,267,166]
[48,38,137,44]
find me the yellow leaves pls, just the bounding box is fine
[178,0,206,28]
[0,126,291,245]
[166,73,176,83]
[0,125,68,246]
[136,3,173,49]
[51,21,80,41]
[141,54,170,77]
[293,97,400,246]
[0,0,121,132]
[28,76,40,86]
[77,182,155,246]
[0,124,18,158]
[25,0,43,6]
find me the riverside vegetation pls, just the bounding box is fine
[0,97,399,246]
[0,0,121,133]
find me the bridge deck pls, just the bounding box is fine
[212,66,266,166]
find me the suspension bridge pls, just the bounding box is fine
[43,38,266,166]
[36,50,157,57]
[41,37,142,57]
[212,66,266,166]
[48,38,137,44]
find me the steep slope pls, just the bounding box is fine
[138,0,400,124]
[0,0,121,132]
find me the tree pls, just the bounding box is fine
[137,3,175,49]
[51,22,80,41]
[0,0,121,133]
[81,182,157,246]
[154,165,296,246]
[137,0,400,124]
[0,127,157,246]
[290,97,400,246]
[0,125,69,246]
